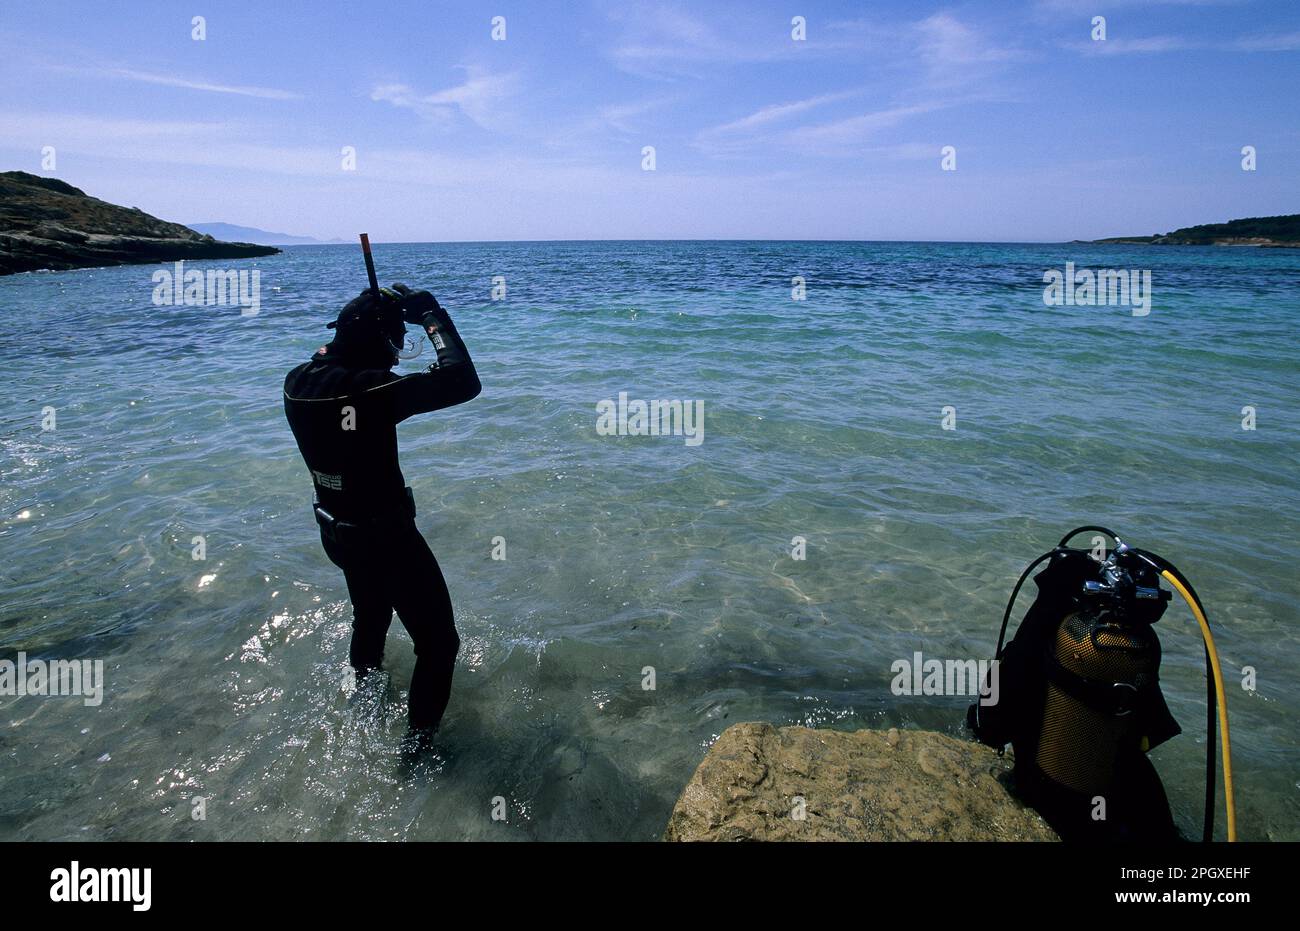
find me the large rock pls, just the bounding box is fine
[665,723,1058,841]
[0,171,279,275]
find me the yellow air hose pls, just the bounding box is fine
[1160,569,1237,841]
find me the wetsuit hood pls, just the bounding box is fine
[324,290,406,369]
[320,331,399,369]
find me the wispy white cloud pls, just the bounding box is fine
[37,62,302,99]
[788,103,947,157]
[602,4,793,78]
[868,142,948,162]
[0,111,234,142]
[1232,30,1300,51]
[0,109,663,190]
[103,67,302,99]
[595,97,677,134]
[1083,34,1197,55]
[1037,0,1244,11]
[533,95,681,153]
[817,11,1031,95]
[1076,29,1300,55]
[370,66,518,129]
[0,110,332,177]
[694,90,867,156]
[687,11,1021,160]
[706,91,864,137]
[913,12,1030,88]
[687,10,1022,160]
[695,93,946,160]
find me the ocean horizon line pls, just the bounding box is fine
[273,237,1146,248]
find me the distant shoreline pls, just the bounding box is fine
[1085,237,1299,248]
[1085,213,1300,249]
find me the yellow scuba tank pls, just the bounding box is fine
[968,526,1238,842]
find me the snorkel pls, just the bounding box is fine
[360,233,402,361]
[357,233,423,362]
[322,234,408,367]
[359,232,380,297]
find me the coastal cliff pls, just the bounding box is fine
[1091,214,1299,247]
[664,722,1058,842]
[0,171,280,275]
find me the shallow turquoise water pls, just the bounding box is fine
[1,240,1297,840]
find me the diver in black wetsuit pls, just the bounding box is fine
[283,284,480,733]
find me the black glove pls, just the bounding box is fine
[388,283,443,326]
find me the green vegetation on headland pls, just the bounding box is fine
[1089,214,1300,247]
[0,171,280,275]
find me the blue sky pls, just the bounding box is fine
[2,0,1297,241]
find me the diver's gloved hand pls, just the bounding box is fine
[389,282,469,368]
[388,283,444,326]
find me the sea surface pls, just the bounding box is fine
[1,240,1297,841]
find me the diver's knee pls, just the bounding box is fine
[415,626,459,662]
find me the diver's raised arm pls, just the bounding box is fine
[385,284,481,422]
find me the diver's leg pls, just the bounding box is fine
[322,533,394,674]
[388,525,460,730]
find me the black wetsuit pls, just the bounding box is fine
[283,303,480,730]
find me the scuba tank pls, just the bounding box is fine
[968,526,1237,842]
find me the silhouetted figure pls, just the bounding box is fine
[284,284,480,733]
